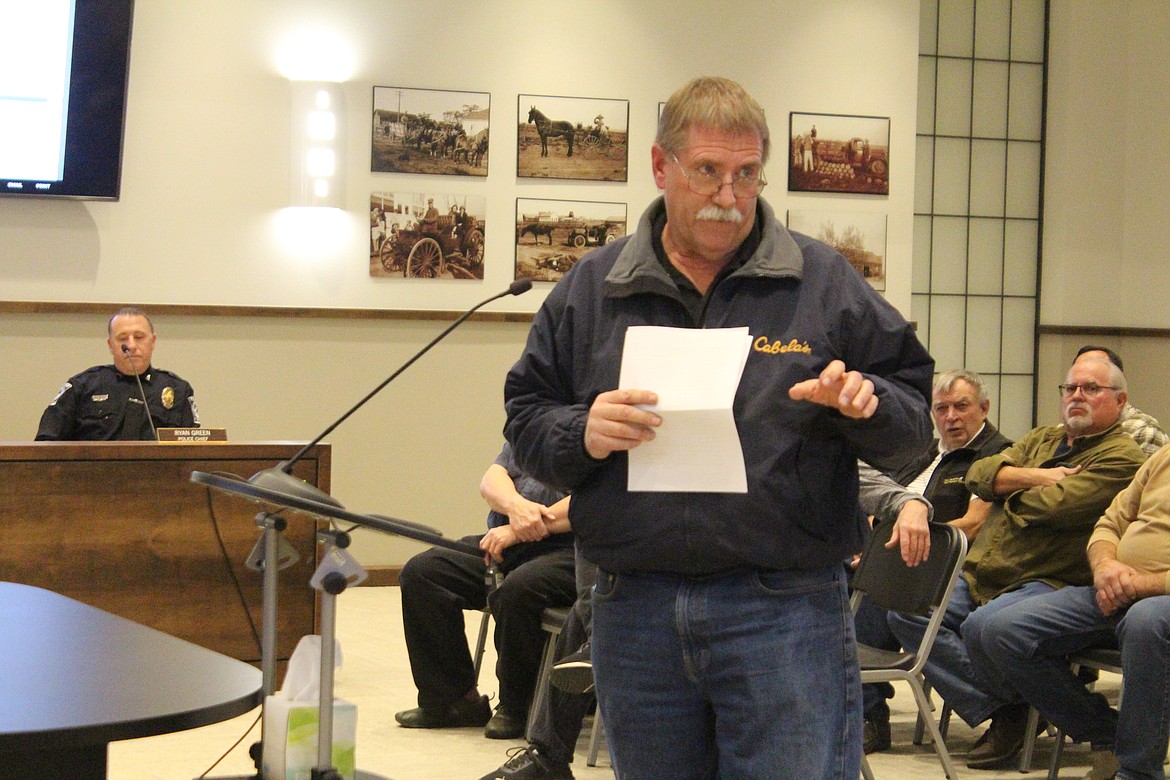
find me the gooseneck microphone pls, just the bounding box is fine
[122,344,159,441]
[249,279,534,504]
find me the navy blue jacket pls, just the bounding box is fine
[505,198,934,576]
[36,364,198,441]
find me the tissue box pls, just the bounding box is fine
[262,696,357,780]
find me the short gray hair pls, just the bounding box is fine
[1070,357,1127,393]
[108,306,154,336]
[656,77,770,164]
[932,369,989,405]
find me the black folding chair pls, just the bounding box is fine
[852,521,968,780]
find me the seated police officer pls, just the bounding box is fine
[36,307,199,441]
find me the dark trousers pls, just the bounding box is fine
[847,561,899,718]
[399,535,576,714]
[531,548,598,765]
[855,598,898,717]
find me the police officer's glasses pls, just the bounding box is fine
[1057,383,1119,399]
[671,154,766,198]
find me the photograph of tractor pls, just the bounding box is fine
[812,137,888,180]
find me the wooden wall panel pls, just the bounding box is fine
[0,442,329,665]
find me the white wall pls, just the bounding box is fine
[1037,0,1170,429]
[1041,0,1170,330]
[0,0,921,566]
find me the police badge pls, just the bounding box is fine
[161,387,175,409]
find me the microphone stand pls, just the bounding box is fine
[122,344,158,441]
[192,470,479,780]
[307,528,366,780]
[194,280,529,779]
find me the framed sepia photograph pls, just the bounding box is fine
[371,86,490,176]
[788,112,889,195]
[787,208,887,290]
[517,94,629,182]
[515,198,628,282]
[370,191,486,280]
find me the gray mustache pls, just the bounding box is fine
[695,205,743,223]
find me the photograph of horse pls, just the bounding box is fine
[518,221,556,245]
[517,94,629,181]
[527,106,575,157]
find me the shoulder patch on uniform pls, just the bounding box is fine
[48,382,72,406]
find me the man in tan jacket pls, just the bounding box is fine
[978,441,1170,780]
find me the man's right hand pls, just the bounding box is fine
[584,389,661,459]
[1093,557,1141,616]
[949,497,993,543]
[480,525,518,563]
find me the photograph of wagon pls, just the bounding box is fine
[516,94,629,182]
[370,192,486,280]
[371,86,490,176]
[515,198,627,283]
[788,111,890,195]
[575,114,614,149]
[517,216,622,249]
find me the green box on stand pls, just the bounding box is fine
[262,697,357,780]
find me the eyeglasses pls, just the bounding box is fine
[671,154,766,198]
[1058,383,1119,399]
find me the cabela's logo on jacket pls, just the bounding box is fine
[752,337,812,355]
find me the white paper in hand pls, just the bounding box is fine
[618,325,752,493]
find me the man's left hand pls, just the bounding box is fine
[788,360,878,419]
[886,499,930,566]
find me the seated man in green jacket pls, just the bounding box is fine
[888,356,1146,770]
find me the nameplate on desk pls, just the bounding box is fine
[157,428,228,443]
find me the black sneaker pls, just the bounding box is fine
[476,745,574,780]
[549,642,594,694]
[394,694,491,729]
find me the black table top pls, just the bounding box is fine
[0,582,263,751]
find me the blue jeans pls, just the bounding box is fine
[979,585,1170,780]
[887,575,1054,726]
[590,565,861,779]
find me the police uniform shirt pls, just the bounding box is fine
[35,364,199,441]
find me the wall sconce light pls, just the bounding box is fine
[290,81,345,208]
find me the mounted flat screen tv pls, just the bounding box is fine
[0,0,134,201]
